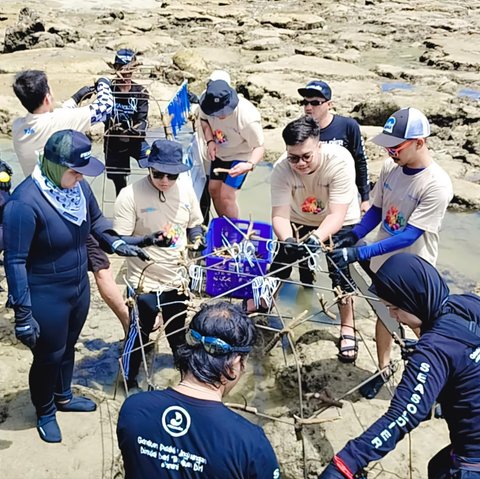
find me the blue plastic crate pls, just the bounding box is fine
[205,218,273,298]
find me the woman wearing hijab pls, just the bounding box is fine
[3,130,157,444]
[319,253,480,479]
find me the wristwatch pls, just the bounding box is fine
[247,161,255,171]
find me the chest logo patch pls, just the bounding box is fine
[213,129,227,144]
[301,196,324,214]
[161,406,191,437]
[384,205,406,234]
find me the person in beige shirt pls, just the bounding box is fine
[199,75,264,218]
[257,115,361,362]
[113,139,204,391]
[329,107,453,398]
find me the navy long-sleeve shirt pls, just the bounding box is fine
[320,115,370,202]
[338,328,480,472]
[3,177,112,311]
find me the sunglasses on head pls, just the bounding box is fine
[299,99,327,107]
[186,329,252,356]
[150,171,179,180]
[385,140,414,156]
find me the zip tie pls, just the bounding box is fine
[252,276,280,309]
[189,264,204,292]
[238,240,256,267]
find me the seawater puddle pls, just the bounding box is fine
[458,88,480,101]
[381,81,414,92]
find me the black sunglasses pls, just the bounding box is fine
[150,171,179,180]
[299,99,327,106]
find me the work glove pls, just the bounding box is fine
[136,232,173,248]
[302,234,321,253]
[400,338,418,361]
[327,247,359,270]
[71,85,95,105]
[95,77,112,90]
[189,234,207,251]
[0,159,13,192]
[14,308,40,349]
[113,240,151,262]
[283,237,304,259]
[334,230,359,249]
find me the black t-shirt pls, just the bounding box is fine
[117,388,281,479]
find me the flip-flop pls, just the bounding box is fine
[337,334,358,363]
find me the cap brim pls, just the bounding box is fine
[371,132,406,148]
[141,161,191,174]
[297,87,328,99]
[72,156,105,177]
[199,90,239,117]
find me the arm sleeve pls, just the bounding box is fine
[348,121,370,202]
[89,80,114,124]
[133,89,149,134]
[3,200,36,311]
[356,224,424,261]
[352,205,382,239]
[338,341,449,473]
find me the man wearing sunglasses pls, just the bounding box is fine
[117,301,281,478]
[267,115,361,362]
[299,80,370,214]
[329,107,453,398]
[113,139,204,392]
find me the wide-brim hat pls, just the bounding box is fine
[298,80,332,100]
[372,107,431,148]
[199,79,239,117]
[138,139,191,174]
[44,130,104,177]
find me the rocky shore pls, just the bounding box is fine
[0,1,479,478]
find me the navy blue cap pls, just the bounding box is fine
[44,130,104,177]
[199,80,239,117]
[114,48,136,68]
[298,80,332,100]
[139,140,190,174]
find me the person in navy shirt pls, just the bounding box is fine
[298,80,370,213]
[117,301,281,479]
[318,253,480,479]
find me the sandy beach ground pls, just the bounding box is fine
[0,1,479,478]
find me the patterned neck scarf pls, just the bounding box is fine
[32,163,87,226]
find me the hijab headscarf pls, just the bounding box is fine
[31,155,87,226]
[369,253,480,333]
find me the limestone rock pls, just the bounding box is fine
[351,98,401,126]
[172,48,208,77]
[3,8,45,53]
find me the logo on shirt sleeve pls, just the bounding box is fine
[162,406,191,437]
[301,196,324,214]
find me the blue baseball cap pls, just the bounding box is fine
[199,80,239,117]
[372,107,431,148]
[139,140,191,174]
[114,48,136,68]
[298,80,332,100]
[44,130,105,177]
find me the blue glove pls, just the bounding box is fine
[334,230,359,249]
[283,237,304,259]
[318,462,347,478]
[15,312,40,349]
[112,240,151,262]
[303,234,321,253]
[328,247,359,270]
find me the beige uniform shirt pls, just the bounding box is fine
[370,157,453,272]
[199,96,264,162]
[113,175,203,292]
[271,143,361,227]
[12,104,91,176]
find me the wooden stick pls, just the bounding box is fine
[213,167,232,175]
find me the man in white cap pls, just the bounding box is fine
[299,80,370,213]
[329,107,453,398]
[199,71,264,218]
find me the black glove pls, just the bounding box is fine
[14,311,40,349]
[400,338,418,360]
[327,247,359,270]
[71,85,95,105]
[95,77,112,90]
[0,159,13,192]
[334,230,359,249]
[141,232,173,248]
[113,240,151,262]
[302,234,321,253]
[283,237,304,259]
[189,234,207,251]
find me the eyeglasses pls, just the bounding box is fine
[186,329,252,356]
[299,99,327,107]
[150,171,179,180]
[385,140,414,157]
[286,149,317,164]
